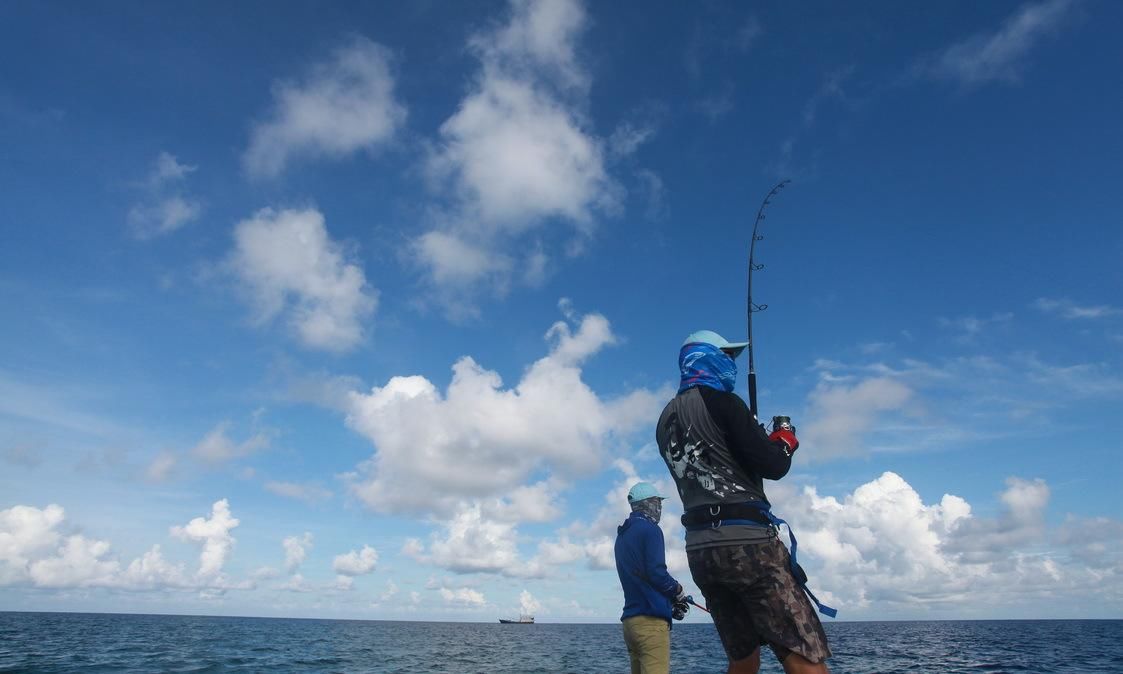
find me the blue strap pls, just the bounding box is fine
[760,509,838,619]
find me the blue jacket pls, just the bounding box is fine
[614,512,680,623]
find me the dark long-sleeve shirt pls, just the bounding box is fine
[657,385,792,550]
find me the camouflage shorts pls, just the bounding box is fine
[688,538,831,664]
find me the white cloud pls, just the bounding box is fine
[474,0,589,91]
[1,502,250,592]
[439,586,486,607]
[481,480,565,524]
[283,532,313,573]
[128,151,201,240]
[0,504,65,584]
[764,471,1123,614]
[427,506,522,575]
[128,197,202,240]
[925,0,1077,86]
[28,535,119,588]
[801,376,914,459]
[243,36,406,178]
[333,545,379,576]
[170,499,239,578]
[342,306,664,514]
[376,580,399,603]
[119,545,190,589]
[264,481,333,504]
[1034,297,1122,320]
[228,207,377,352]
[190,422,270,464]
[427,74,612,230]
[416,0,617,300]
[519,589,541,615]
[410,231,512,288]
[1017,352,1123,398]
[608,120,657,159]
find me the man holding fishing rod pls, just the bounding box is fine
[653,179,833,674]
[656,331,832,673]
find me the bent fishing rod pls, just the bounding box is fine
[746,179,791,422]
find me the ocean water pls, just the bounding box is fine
[1,612,1120,673]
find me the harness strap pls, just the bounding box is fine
[683,501,837,618]
[760,509,838,619]
[681,502,771,529]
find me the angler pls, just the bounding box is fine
[654,180,834,674]
[656,331,832,673]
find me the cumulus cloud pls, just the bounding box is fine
[519,589,541,615]
[333,545,379,576]
[128,151,201,240]
[119,545,190,589]
[228,207,377,352]
[440,586,486,607]
[765,471,1121,614]
[924,0,1077,86]
[1,501,244,591]
[426,506,523,575]
[943,477,1048,562]
[415,0,617,302]
[283,532,313,573]
[342,305,665,514]
[170,499,239,578]
[243,36,406,178]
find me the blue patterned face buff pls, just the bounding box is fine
[679,343,737,393]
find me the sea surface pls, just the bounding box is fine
[1,612,1120,673]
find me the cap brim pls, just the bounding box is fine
[721,342,749,358]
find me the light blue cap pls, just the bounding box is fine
[683,330,749,358]
[627,481,666,503]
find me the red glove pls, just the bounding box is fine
[769,428,799,455]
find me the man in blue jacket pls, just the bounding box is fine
[615,481,690,674]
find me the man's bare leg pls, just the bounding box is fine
[780,652,829,674]
[726,646,760,674]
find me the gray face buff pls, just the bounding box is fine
[631,497,663,524]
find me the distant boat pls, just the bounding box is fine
[498,614,535,624]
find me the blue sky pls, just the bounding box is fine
[1,0,1120,622]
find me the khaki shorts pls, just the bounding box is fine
[688,538,831,664]
[621,614,670,674]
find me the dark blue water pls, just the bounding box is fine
[1,613,1120,673]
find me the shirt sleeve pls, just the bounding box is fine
[703,388,792,480]
[643,523,680,598]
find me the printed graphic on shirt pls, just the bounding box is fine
[660,410,747,500]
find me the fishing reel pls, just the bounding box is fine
[770,415,796,434]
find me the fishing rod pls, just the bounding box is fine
[746,179,791,421]
[686,596,710,614]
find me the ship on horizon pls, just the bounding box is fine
[498,614,535,624]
